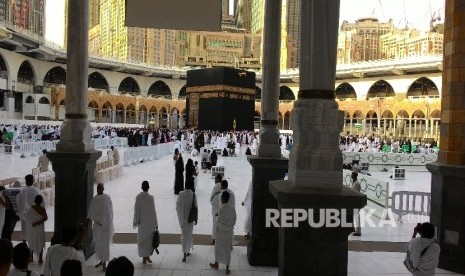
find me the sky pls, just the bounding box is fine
[46,0,445,47]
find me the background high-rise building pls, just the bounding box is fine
[89,0,100,28]
[0,0,9,23]
[0,0,45,39]
[86,0,175,66]
[380,29,443,59]
[286,0,300,68]
[337,18,394,63]
[175,30,261,70]
[234,0,252,32]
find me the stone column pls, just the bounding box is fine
[257,0,282,158]
[47,0,102,247]
[98,107,102,123]
[349,118,353,134]
[6,91,14,119]
[427,1,465,273]
[270,1,366,275]
[247,0,288,267]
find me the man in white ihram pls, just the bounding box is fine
[210,174,223,245]
[209,191,236,275]
[133,180,158,265]
[16,174,40,242]
[176,183,197,262]
[87,183,114,271]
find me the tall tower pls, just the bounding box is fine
[91,0,175,66]
[250,0,264,34]
[286,0,300,68]
[235,0,252,31]
[222,0,229,19]
[89,0,100,28]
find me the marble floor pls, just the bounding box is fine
[1,145,463,275]
[0,145,435,242]
[19,243,462,276]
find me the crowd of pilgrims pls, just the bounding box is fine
[0,128,262,275]
[340,134,439,154]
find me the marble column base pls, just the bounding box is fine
[47,150,102,258]
[270,180,366,276]
[427,162,465,274]
[57,118,94,152]
[257,124,281,158]
[247,156,288,266]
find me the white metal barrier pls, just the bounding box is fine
[19,140,58,157]
[123,142,175,166]
[389,191,431,222]
[92,137,128,149]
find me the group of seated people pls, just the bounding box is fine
[0,225,135,276]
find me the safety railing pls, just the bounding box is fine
[92,137,128,149]
[342,152,438,167]
[19,140,59,157]
[123,142,175,166]
[389,191,431,222]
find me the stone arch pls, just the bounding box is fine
[255,86,262,100]
[88,100,99,122]
[382,110,394,118]
[178,85,186,99]
[279,86,295,101]
[43,66,66,85]
[352,110,363,119]
[25,95,34,103]
[367,80,395,99]
[335,82,357,100]
[149,106,158,125]
[407,77,439,98]
[430,109,441,119]
[38,97,50,104]
[412,110,426,119]
[284,111,291,130]
[126,103,136,124]
[159,106,168,127]
[0,52,9,85]
[102,101,112,123]
[412,110,426,138]
[17,60,36,85]
[278,112,283,129]
[366,110,378,130]
[115,103,125,123]
[148,81,172,99]
[396,110,409,119]
[88,72,109,92]
[171,107,180,128]
[88,100,99,108]
[139,105,148,125]
[118,77,140,94]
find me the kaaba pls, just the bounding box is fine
[186,67,255,131]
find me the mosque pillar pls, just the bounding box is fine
[414,117,417,139]
[247,0,288,266]
[123,110,127,124]
[427,1,465,273]
[270,1,366,275]
[349,118,353,135]
[47,0,101,250]
[393,119,396,138]
[98,107,102,123]
[383,118,387,137]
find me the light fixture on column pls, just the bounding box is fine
[149,117,155,130]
